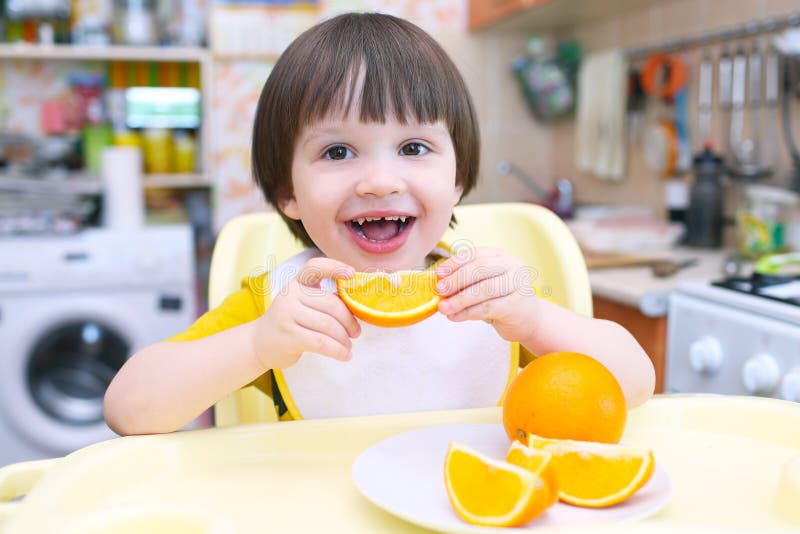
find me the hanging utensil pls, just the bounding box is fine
[641,54,687,177]
[747,42,765,173]
[728,45,748,167]
[762,45,781,178]
[697,49,714,147]
[781,55,800,192]
[729,42,771,179]
[718,46,733,155]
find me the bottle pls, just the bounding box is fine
[684,146,724,248]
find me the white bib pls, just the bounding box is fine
[270,249,515,419]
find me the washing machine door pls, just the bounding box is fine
[27,320,128,426]
[0,294,152,456]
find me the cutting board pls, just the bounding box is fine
[583,251,665,269]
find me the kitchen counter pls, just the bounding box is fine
[588,248,731,317]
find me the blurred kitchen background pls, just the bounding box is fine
[2,0,800,467]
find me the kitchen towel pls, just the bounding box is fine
[101,146,145,229]
[575,49,628,181]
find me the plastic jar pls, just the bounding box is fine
[142,128,172,174]
[736,185,799,258]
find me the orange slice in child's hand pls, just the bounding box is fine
[336,270,440,327]
[528,435,655,508]
[444,442,554,527]
[505,441,559,506]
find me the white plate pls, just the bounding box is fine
[352,423,671,533]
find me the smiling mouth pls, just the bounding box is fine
[349,216,415,242]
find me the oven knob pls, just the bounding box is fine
[689,336,724,374]
[780,368,800,403]
[741,353,781,395]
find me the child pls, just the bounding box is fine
[104,13,654,435]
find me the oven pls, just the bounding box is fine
[665,276,800,402]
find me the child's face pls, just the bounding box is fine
[283,107,462,272]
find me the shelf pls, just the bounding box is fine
[143,173,211,189]
[0,43,211,62]
[0,173,102,194]
[0,172,211,194]
[212,51,279,62]
[470,0,662,32]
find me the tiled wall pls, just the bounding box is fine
[551,0,800,214]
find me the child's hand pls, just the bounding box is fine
[253,257,361,369]
[435,247,539,342]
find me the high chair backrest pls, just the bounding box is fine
[209,202,592,426]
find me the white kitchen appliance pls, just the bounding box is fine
[0,226,196,466]
[666,275,800,402]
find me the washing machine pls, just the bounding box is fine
[0,226,196,466]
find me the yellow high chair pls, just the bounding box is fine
[210,202,592,427]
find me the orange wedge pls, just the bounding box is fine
[336,270,440,327]
[505,441,559,506]
[528,435,655,508]
[444,442,554,527]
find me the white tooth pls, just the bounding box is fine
[365,217,376,222]
[399,216,407,223]
[356,218,365,225]
[385,216,397,221]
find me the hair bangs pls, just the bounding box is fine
[297,17,456,129]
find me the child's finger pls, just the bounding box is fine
[443,293,512,323]
[434,252,470,278]
[297,257,355,288]
[439,276,515,317]
[435,246,501,278]
[300,292,361,339]
[436,259,506,297]
[299,330,352,362]
[297,306,353,348]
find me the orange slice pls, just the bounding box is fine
[528,435,655,508]
[444,442,553,527]
[505,441,559,506]
[336,270,440,327]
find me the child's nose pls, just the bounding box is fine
[354,165,407,197]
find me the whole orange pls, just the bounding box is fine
[502,352,627,444]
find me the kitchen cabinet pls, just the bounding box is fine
[593,295,666,394]
[468,0,549,31]
[468,0,660,32]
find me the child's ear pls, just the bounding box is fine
[452,176,464,206]
[279,197,301,220]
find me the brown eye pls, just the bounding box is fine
[326,146,351,160]
[400,143,428,156]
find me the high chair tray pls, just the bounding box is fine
[1,395,799,533]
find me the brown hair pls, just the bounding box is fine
[252,12,480,248]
